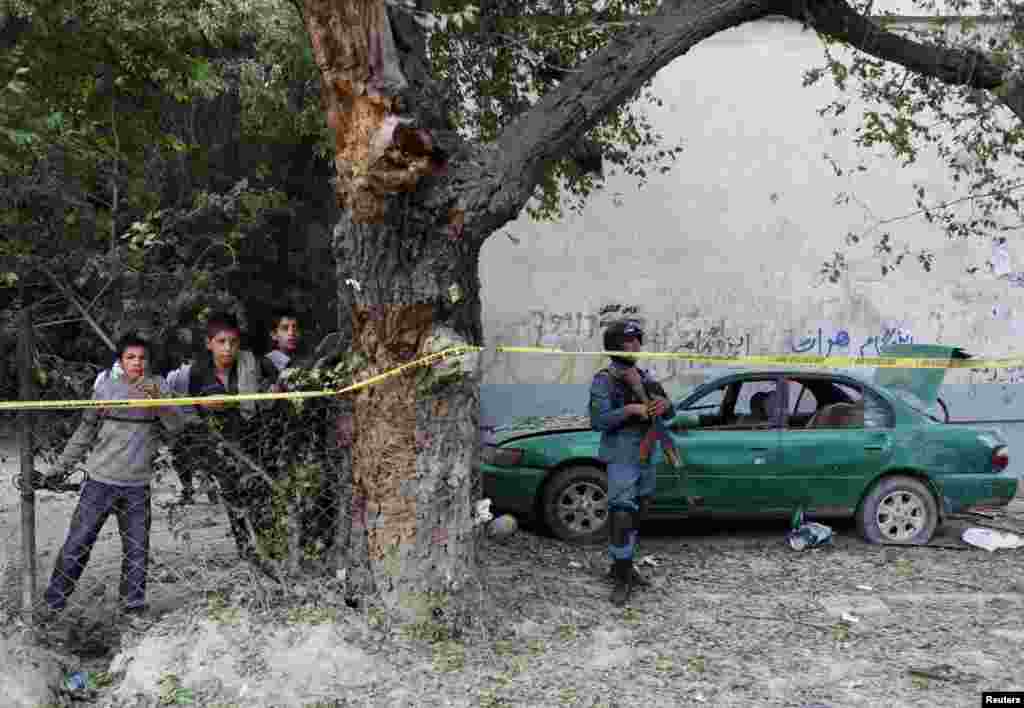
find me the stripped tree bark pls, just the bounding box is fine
[299,0,1024,617]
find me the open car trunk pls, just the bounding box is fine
[872,343,972,420]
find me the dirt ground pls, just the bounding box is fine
[2,434,1024,708]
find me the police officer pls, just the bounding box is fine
[589,319,675,606]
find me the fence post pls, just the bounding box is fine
[17,294,37,619]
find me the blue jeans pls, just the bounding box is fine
[45,479,152,611]
[607,462,655,561]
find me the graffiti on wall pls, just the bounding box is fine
[492,307,753,385]
[967,366,1024,386]
[787,325,914,358]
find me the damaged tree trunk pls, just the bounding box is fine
[302,0,483,615]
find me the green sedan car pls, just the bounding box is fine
[479,346,1018,545]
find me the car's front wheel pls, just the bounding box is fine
[541,466,609,544]
[856,475,938,545]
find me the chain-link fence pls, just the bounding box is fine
[1,369,354,646]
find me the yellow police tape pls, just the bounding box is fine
[490,346,1024,370]
[1,344,1023,412]
[0,347,475,412]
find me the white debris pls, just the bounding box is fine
[962,527,1024,552]
[474,498,493,525]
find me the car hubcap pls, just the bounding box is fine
[876,489,927,541]
[556,481,608,535]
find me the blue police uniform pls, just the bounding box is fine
[589,359,675,563]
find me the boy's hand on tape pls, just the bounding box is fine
[136,382,162,399]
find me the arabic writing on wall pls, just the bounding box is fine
[967,367,1024,386]
[787,325,914,358]
[505,306,753,384]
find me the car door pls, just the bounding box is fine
[779,378,896,513]
[665,376,786,513]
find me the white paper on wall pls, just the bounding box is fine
[992,240,1012,277]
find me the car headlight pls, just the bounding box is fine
[480,445,524,466]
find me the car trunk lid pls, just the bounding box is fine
[871,343,972,412]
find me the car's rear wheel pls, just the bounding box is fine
[856,475,938,545]
[541,466,609,544]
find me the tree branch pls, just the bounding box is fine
[459,0,769,241]
[456,0,1024,244]
[37,264,117,352]
[783,0,1024,118]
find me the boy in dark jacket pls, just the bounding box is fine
[43,334,183,621]
[166,311,274,557]
[166,311,270,504]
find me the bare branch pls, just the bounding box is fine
[35,318,87,329]
[785,0,1024,120]
[37,264,117,352]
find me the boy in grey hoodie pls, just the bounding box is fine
[43,334,184,619]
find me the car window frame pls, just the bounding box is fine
[787,380,818,416]
[679,375,784,431]
[781,375,896,431]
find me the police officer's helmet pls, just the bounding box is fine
[603,319,644,351]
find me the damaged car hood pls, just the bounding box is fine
[488,415,592,445]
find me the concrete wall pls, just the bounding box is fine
[475,17,1024,475]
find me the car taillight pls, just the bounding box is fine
[481,445,524,466]
[992,445,1009,471]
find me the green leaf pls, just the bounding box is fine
[190,58,211,83]
[5,128,37,146]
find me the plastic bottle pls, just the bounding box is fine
[65,671,90,692]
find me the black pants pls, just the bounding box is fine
[174,421,260,560]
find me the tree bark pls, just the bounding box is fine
[302,0,482,616]
[330,205,484,613]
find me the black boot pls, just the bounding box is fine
[607,507,650,588]
[608,510,635,606]
[610,558,634,607]
[625,565,653,588]
[607,562,651,588]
